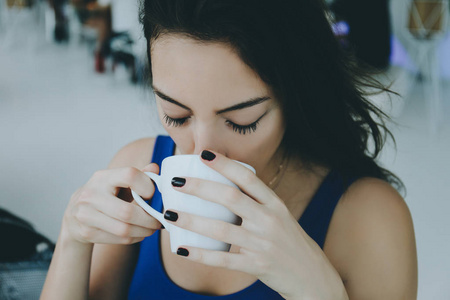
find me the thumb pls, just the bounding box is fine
[141,162,160,174]
[130,163,159,204]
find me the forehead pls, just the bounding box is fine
[150,34,271,105]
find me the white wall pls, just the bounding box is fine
[0,42,165,241]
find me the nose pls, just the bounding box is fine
[192,122,225,156]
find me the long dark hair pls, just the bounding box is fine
[139,0,403,190]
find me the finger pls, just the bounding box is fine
[172,177,261,221]
[141,163,159,174]
[74,203,156,238]
[76,223,145,245]
[90,167,155,199]
[175,246,255,274]
[92,193,162,229]
[200,150,276,205]
[163,209,259,250]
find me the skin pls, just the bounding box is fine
[41,34,417,300]
[151,35,287,184]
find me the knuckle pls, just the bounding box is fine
[77,188,94,202]
[123,167,139,183]
[116,223,132,237]
[145,216,161,229]
[118,205,134,222]
[92,169,106,181]
[73,204,89,223]
[79,225,94,241]
[121,236,135,245]
[241,169,256,186]
[225,188,241,205]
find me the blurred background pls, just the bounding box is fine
[0,0,449,299]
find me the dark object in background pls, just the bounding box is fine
[48,0,70,43]
[108,32,140,83]
[54,21,70,43]
[0,208,55,299]
[112,50,138,83]
[330,0,391,70]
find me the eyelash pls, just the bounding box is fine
[163,114,261,135]
[225,120,260,135]
[163,114,189,127]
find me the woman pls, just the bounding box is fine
[41,0,417,299]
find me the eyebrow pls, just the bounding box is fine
[152,87,271,114]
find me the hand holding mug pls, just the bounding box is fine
[63,165,163,246]
[131,154,255,253]
[134,150,341,299]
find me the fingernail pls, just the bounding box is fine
[171,177,186,187]
[177,247,189,256]
[164,210,178,222]
[201,150,216,161]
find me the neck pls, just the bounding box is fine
[274,159,329,217]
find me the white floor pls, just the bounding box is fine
[1,9,450,300]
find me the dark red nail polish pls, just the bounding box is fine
[171,177,186,187]
[201,150,216,161]
[177,248,189,256]
[164,210,178,222]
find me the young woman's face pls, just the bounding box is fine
[150,34,285,174]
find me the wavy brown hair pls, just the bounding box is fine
[139,0,403,191]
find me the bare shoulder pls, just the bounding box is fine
[108,137,156,169]
[324,177,418,299]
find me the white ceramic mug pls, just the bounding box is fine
[131,154,255,253]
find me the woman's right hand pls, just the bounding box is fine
[61,163,163,246]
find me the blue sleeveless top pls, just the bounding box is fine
[129,135,355,299]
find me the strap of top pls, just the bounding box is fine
[148,136,176,213]
[299,170,356,248]
[151,135,176,168]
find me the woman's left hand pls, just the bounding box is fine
[163,150,347,300]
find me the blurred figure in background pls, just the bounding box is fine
[71,0,112,72]
[48,0,70,43]
[70,0,142,81]
[107,0,143,83]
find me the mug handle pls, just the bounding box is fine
[131,172,170,230]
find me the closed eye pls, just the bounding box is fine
[225,120,258,134]
[225,111,267,135]
[163,114,190,127]
[163,111,268,135]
